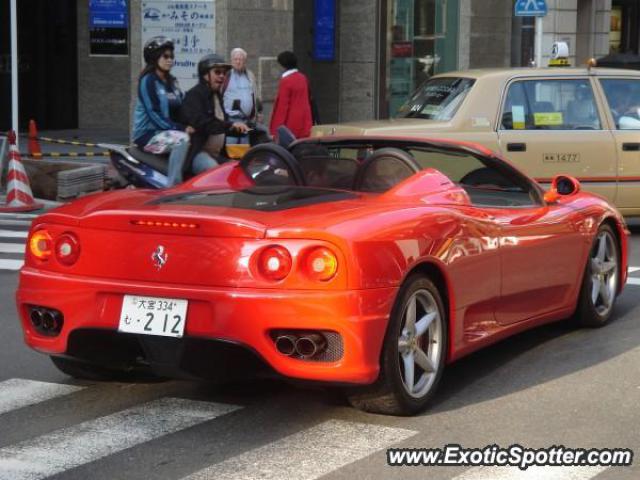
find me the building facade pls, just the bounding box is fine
[0,0,630,134]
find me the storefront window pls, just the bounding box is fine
[383,0,458,117]
[610,6,622,53]
[610,0,640,55]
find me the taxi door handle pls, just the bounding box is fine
[507,143,526,152]
[622,143,640,151]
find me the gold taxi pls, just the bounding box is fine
[313,67,640,216]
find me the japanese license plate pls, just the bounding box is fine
[118,295,188,338]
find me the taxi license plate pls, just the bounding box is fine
[118,295,188,338]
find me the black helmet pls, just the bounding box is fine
[197,53,231,78]
[143,36,175,64]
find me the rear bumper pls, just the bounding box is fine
[16,269,397,384]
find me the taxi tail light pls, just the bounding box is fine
[257,246,292,281]
[304,247,338,282]
[55,233,81,266]
[28,230,53,260]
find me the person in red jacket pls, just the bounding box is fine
[269,51,313,140]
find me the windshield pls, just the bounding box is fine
[397,77,475,120]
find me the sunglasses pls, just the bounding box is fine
[161,53,175,60]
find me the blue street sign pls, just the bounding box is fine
[89,0,128,28]
[313,0,336,61]
[514,0,547,17]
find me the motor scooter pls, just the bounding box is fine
[101,123,273,189]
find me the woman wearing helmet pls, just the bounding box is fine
[132,36,194,186]
[179,53,249,180]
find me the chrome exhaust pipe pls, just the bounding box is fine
[41,310,56,331]
[30,309,43,328]
[295,333,327,358]
[275,335,297,356]
[50,310,63,332]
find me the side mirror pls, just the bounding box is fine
[544,175,581,203]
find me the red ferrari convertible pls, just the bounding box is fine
[16,137,628,415]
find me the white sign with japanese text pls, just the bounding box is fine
[141,0,215,91]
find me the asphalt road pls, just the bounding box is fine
[0,222,638,480]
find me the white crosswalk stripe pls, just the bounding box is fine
[0,243,24,253]
[0,379,83,416]
[0,259,23,270]
[182,419,417,480]
[0,378,625,480]
[0,229,27,239]
[0,213,32,272]
[0,397,241,480]
[452,465,608,480]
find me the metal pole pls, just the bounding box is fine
[535,16,543,67]
[10,0,19,148]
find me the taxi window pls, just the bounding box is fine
[397,77,475,120]
[600,79,640,129]
[501,79,601,130]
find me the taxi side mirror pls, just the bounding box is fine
[544,175,581,203]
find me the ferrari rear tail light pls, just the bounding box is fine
[304,247,338,281]
[28,230,53,260]
[55,233,81,266]
[257,246,292,281]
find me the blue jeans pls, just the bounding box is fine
[166,141,190,187]
[192,151,219,175]
[166,144,220,187]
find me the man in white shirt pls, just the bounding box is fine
[222,48,262,144]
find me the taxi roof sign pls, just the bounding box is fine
[515,0,548,17]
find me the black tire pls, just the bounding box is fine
[573,224,620,327]
[346,275,447,415]
[50,356,155,382]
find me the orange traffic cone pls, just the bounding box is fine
[0,130,43,212]
[28,119,42,158]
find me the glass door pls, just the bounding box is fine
[384,0,458,117]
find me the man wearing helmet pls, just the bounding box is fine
[179,53,250,181]
[133,36,195,187]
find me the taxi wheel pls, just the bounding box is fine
[50,356,157,382]
[346,275,447,416]
[573,224,620,328]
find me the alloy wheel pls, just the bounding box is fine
[397,289,443,399]
[589,230,618,317]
